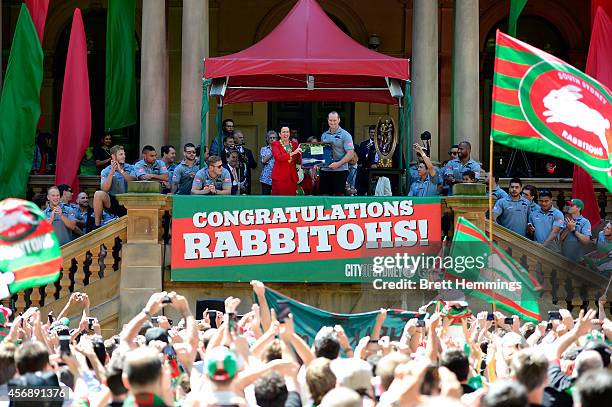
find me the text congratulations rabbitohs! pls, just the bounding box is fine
[184,200,428,259]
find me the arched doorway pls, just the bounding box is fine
[53,8,141,162]
[481,16,573,177]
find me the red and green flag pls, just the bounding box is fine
[0,4,44,200]
[491,30,612,192]
[0,199,62,300]
[446,217,541,322]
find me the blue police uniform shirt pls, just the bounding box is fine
[192,167,232,192]
[320,126,354,172]
[491,187,509,202]
[133,159,169,179]
[100,163,135,196]
[561,216,592,260]
[444,158,481,180]
[410,165,441,185]
[492,196,531,236]
[528,205,564,244]
[408,174,440,197]
[43,203,77,245]
[172,160,200,195]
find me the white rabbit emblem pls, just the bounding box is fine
[542,85,610,157]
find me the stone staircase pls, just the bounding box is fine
[486,220,610,313]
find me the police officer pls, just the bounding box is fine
[172,143,199,195]
[560,199,592,261]
[527,190,564,251]
[408,144,440,197]
[492,177,531,236]
[44,186,77,245]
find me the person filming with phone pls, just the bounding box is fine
[408,143,440,197]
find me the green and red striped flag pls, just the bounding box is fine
[0,199,62,300]
[446,217,541,322]
[491,30,612,192]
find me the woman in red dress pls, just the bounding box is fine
[271,125,301,195]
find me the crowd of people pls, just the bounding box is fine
[0,281,611,406]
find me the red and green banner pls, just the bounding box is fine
[446,217,541,322]
[0,4,44,200]
[171,196,441,282]
[491,30,612,192]
[0,199,62,299]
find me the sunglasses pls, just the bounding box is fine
[449,151,458,156]
[212,164,223,168]
[185,150,196,154]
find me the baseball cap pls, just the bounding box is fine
[205,346,238,381]
[330,358,373,392]
[568,199,585,210]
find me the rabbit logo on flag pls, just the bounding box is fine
[519,60,612,172]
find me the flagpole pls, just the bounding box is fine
[488,137,494,241]
[604,272,612,297]
[489,136,496,316]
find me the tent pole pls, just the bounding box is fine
[215,99,224,157]
[200,79,211,169]
[404,81,412,195]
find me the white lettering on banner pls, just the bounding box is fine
[182,219,430,260]
[240,229,267,256]
[184,233,211,259]
[364,222,393,249]
[182,200,432,260]
[269,228,295,254]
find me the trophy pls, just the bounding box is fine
[374,116,398,168]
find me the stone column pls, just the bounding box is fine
[411,0,439,162]
[140,0,168,149]
[452,0,480,160]
[180,0,209,148]
[116,191,169,326]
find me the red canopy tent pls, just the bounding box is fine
[204,0,410,104]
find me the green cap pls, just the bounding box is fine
[569,199,585,210]
[205,346,238,381]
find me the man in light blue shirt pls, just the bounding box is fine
[528,189,564,251]
[560,198,592,261]
[443,141,481,195]
[134,145,169,182]
[172,143,199,195]
[408,144,440,197]
[319,111,355,195]
[191,156,232,195]
[43,186,77,245]
[492,177,531,236]
[93,145,136,227]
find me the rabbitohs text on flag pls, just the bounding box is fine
[491,30,612,192]
[446,217,541,322]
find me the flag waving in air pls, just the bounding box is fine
[446,217,541,322]
[491,30,612,191]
